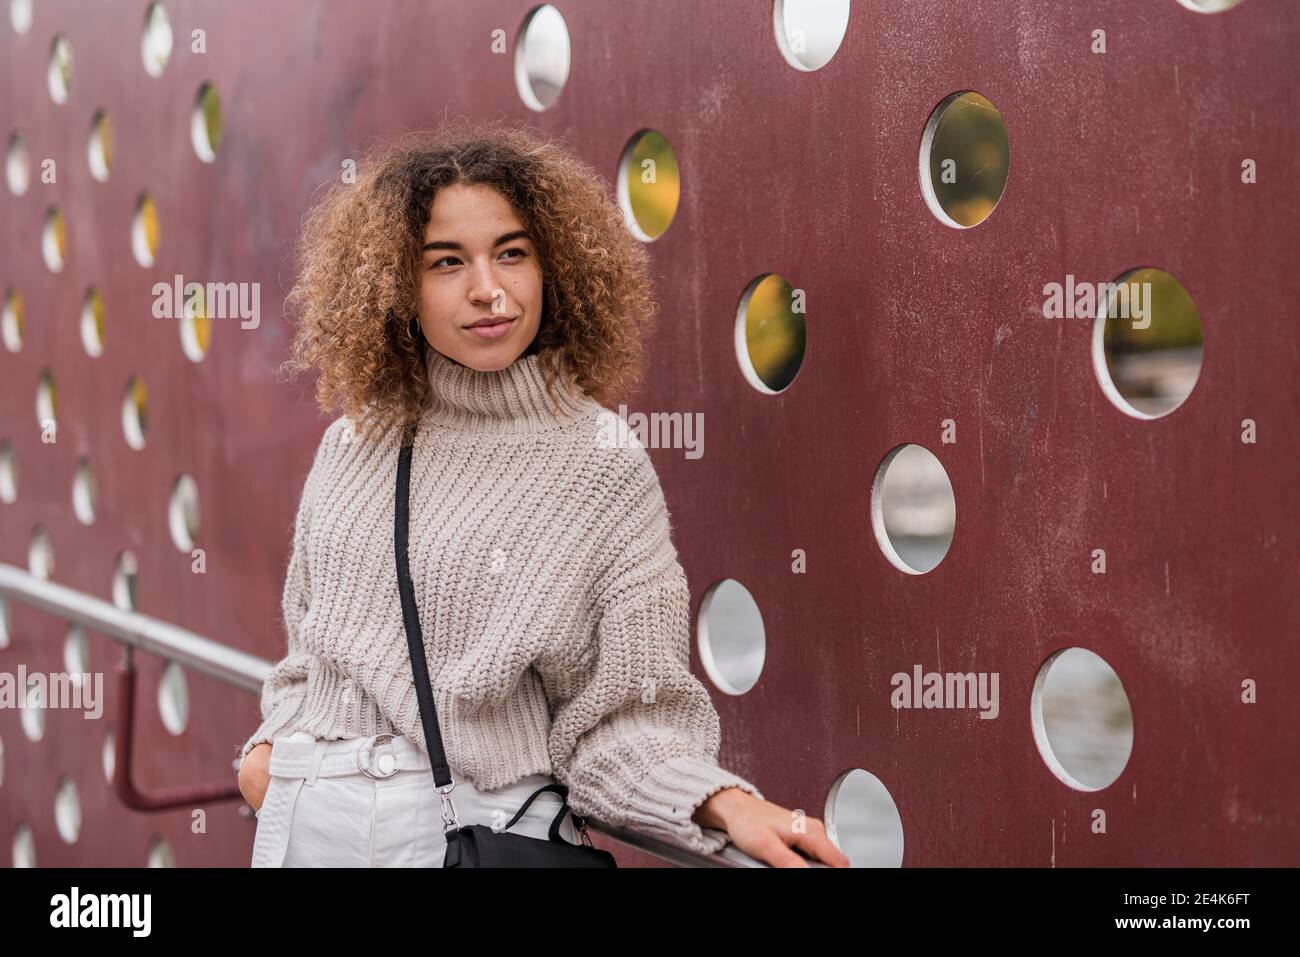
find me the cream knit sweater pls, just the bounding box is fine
[237,343,764,855]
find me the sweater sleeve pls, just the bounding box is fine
[236,418,339,767]
[543,448,764,856]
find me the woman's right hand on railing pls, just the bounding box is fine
[237,743,273,813]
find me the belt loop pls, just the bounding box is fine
[304,739,329,786]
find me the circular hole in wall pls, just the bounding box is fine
[122,375,149,449]
[71,458,96,524]
[825,768,905,867]
[113,550,139,611]
[88,110,113,181]
[0,441,14,504]
[191,83,222,161]
[20,676,44,741]
[168,474,199,551]
[148,835,176,867]
[6,132,30,195]
[63,623,89,682]
[1176,0,1246,10]
[617,129,680,242]
[10,0,32,34]
[142,2,174,77]
[48,34,72,104]
[42,206,66,272]
[697,578,766,695]
[28,524,54,580]
[54,777,81,843]
[158,662,189,735]
[132,193,159,267]
[735,273,806,394]
[773,0,851,71]
[2,289,23,351]
[81,287,105,356]
[180,285,211,361]
[919,90,1010,229]
[1092,267,1203,419]
[871,444,956,574]
[102,727,116,784]
[12,823,35,867]
[1031,647,1134,791]
[514,4,570,111]
[35,368,57,432]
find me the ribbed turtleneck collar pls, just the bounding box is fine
[422,343,597,434]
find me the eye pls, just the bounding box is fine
[429,255,459,270]
[500,247,527,261]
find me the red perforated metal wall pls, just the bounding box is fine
[1,0,1296,866]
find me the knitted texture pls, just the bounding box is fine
[237,344,764,856]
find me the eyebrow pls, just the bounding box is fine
[422,230,530,253]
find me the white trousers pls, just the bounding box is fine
[251,731,578,867]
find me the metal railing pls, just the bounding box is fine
[0,562,770,867]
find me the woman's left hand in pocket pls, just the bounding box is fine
[237,743,274,813]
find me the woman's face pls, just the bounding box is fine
[417,182,543,371]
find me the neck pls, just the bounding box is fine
[422,344,594,434]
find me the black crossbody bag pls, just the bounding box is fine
[395,427,617,867]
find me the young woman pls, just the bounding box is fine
[235,119,848,869]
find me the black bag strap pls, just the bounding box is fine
[503,782,572,842]
[395,421,581,841]
[395,431,455,792]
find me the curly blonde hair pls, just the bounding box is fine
[279,117,659,445]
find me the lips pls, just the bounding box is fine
[465,315,518,328]
[464,316,517,339]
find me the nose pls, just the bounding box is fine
[468,261,509,313]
